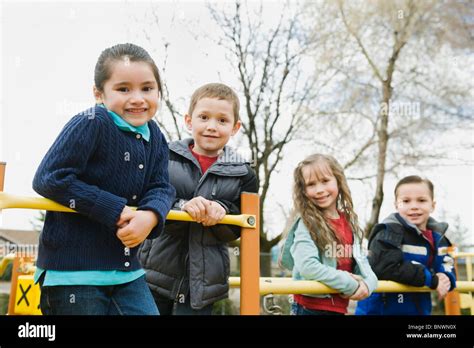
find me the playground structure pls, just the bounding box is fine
[0,161,473,315]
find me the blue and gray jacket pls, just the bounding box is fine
[356,213,456,315]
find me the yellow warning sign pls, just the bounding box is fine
[14,275,42,315]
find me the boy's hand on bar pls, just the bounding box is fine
[182,197,226,226]
[436,272,451,300]
[182,196,209,223]
[201,201,226,227]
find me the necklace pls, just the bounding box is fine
[325,211,339,219]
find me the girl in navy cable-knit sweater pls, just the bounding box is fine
[32,43,175,315]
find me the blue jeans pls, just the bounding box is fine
[291,302,344,316]
[153,291,213,315]
[39,275,159,315]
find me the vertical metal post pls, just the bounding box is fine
[0,162,16,314]
[0,162,5,192]
[7,256,20,315]
[444,246,461,315]
[465,255,474,314]
[240,192,260,315]
[0,162,5,226]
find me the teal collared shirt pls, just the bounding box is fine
[34,105,150,286]
[34,267,145,286]
[98,104,150,141]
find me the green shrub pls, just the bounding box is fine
[212,298,238,315]
[0,293,9,315]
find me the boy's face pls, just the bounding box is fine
[185,97,241,157]
[395,183,435,231]
[94,61,159,127]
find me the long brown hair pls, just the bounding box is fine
[293,154,363,251]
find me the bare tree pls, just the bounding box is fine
[207,1,338,274]
[306,0,473,235]
[447,220,472,252]
[135,1,473,276]
[134,1,332,275]
[134,4,189,141]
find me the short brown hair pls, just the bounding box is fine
[188,83,240,124]
[394,175,434,200]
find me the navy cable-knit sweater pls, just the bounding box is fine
[33,105,176,271]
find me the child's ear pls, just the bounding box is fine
[93,86,103,104]
[431,200,436,212]
[231,120,241,136]
[184,114,192,130]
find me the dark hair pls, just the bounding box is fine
[394,175,434,200]
[94,43,162,97]
[188,83,240,124]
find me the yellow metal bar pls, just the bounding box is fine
[167,210,255,228]
[229,277,474,295]
[0,192,75,212]
[452,252,474,258]
[0,192,256,228]
[239,192,260,315]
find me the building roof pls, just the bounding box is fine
[0,229,39,245]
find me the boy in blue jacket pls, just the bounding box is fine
[356,175,456,315]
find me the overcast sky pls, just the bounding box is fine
[1,0,472,247]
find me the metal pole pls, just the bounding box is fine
[444,246,461,315]
[0,162,5,227]
[0,162,5,192]
[0,192,255,227]
[240,192,260,315]
[465,255,474,314]
[229,277,474,294]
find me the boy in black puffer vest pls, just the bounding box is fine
[139,83,258,314]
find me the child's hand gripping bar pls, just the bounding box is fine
[0,192,256,228]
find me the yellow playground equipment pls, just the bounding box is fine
[8,256,41,315]
[455,252,474,314]
[0,161,473,315]
[0,253,15,279]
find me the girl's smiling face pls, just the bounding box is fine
[302,161,339,218]
[94,60,159,127]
